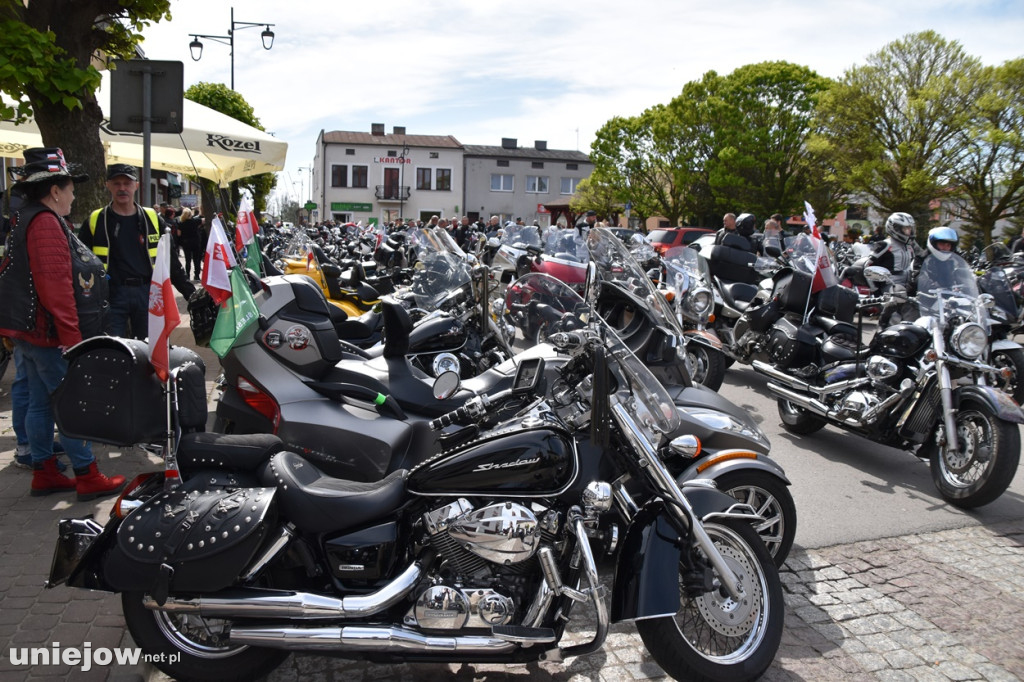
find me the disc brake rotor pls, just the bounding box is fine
[945,419,985,474]
[695,545,760,636]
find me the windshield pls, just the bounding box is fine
[647,230,676,244]
[662,245,710,293]
[983,242,1013,265]
[586,227,685,337]
[499,224,542,250]
[509,272,680,439]
[408,228,472,309]
[916,252,979,316]
[544,229,589,262]
[783,233,835,274]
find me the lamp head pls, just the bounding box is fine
[189,37,203,61]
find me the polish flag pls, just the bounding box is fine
[235,197,258,252]
[148,234,181,382]
[202,217,237,305]
[804,201,837,293]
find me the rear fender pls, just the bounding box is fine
[956,384,1024,423]
[991,339,1023,352]
[611,488,754,623]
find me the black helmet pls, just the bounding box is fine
[736,213,757,237]
[187,288,218,347]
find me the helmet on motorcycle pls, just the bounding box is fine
[885,212,916,244]
[927,226,959,261]
[736,213,757,237]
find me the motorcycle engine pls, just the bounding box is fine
[405,499,544,631]
[836,390,882,419]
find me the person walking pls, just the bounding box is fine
[0,148,125,499]
[177,207,204,280]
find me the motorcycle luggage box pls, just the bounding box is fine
[706,245,758,284]
[816,285,859,323]
[54,338,206,446]
[259,276,344,380]
[767,317,819,369]
[104,483,276,593]
[775,270,813,315]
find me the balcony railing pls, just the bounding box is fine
[375,185,410,201]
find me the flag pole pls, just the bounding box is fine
[160,227,180,490]
[802,202,817,325]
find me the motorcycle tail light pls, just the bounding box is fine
[237,376,281,431]
[111,472,158,519]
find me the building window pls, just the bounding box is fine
[531,161,544,169]
[332,164,348,188]
[566,163,578,170]
[345,148,355,155]
[526,176,549,194]
[560,177,579,195]
[416,168,432,190]
[491,174,514,192]
[352,165,368,188]
[429,152,439,159]
[436,168,452,191]
[497,159,510,167]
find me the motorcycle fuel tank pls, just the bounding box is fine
[408,414,576,497]
[870,322,930,359]
[409,314,467,353]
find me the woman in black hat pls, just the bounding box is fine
[0,148,125,500]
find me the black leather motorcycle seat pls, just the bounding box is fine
[720,281,760,312]
[178,432,285,471]
[811,315,858,339]
[335,309,381,344]
[260,451,407,534]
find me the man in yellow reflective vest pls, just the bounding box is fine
[78,164,162,339]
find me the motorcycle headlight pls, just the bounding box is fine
[950,323,986,359]
[686,287,712,316]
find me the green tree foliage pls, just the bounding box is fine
[183,82,276,221]
[570,177,622,226]
[697,62,838,221]
[0,0,172,220]
[945,58,1024,246]
[814,31,985,231]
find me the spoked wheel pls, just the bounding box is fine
[637,518,783,682]
[122,591,288,682]
[990,348,1024,405]
[714,471,796,567]
[777,398,826,435]
[686,343,726,392]
[929,402,1021,508]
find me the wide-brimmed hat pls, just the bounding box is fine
[8,147,88,187]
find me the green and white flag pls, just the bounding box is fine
[210,267,259,358]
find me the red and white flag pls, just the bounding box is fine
[235,197,258,252]
[148,233,181,382]
[804,201,837,293]
[202,217,237,305]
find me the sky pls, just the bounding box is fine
[137,0,1024,209]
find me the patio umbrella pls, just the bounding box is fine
[0,82,287,187]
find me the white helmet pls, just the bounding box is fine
[885,212,916,244]
[927,226,958,261]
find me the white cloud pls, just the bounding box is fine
[138,0,1024,206]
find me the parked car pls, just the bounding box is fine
[647,227,715,255]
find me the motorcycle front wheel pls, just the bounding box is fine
[990,348,1024,404]
[636,518,783,682]
[929,401,1021,508]
[686,343,726,392]
[121,591,289,682]
[714,471,796,567]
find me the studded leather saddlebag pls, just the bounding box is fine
[103,484,276,594]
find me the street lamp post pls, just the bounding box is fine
[189,7,276,91]
[399,142,410,221]
[298,165,313,220]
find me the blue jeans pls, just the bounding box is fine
[107,283,150,340]
[12,345,27,445]
[12,340,94,469]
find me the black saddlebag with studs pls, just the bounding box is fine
[103,484,276,594]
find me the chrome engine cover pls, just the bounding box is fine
[839,390,881,418]
[448,502,539,564]
[406,586,515,630]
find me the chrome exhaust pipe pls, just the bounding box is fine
[228,625,517,653]
[765,382,830,418]
[143,561,421,619]
[753,360,868,397]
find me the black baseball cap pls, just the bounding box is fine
[106,163,138,181]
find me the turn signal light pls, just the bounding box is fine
[695,450,758,474]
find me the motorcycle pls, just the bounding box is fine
[47,278,784,682]
[660,245,727,391]
[490,224,545,283]
[275,230,380,318]
[752,248,1024,508]
[977,243,1024,403]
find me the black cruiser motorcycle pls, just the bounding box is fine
[47,275,783,682]
[752,249,1024,508]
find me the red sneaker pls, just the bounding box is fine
[30,457,76,496]
[74,462,127,501]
